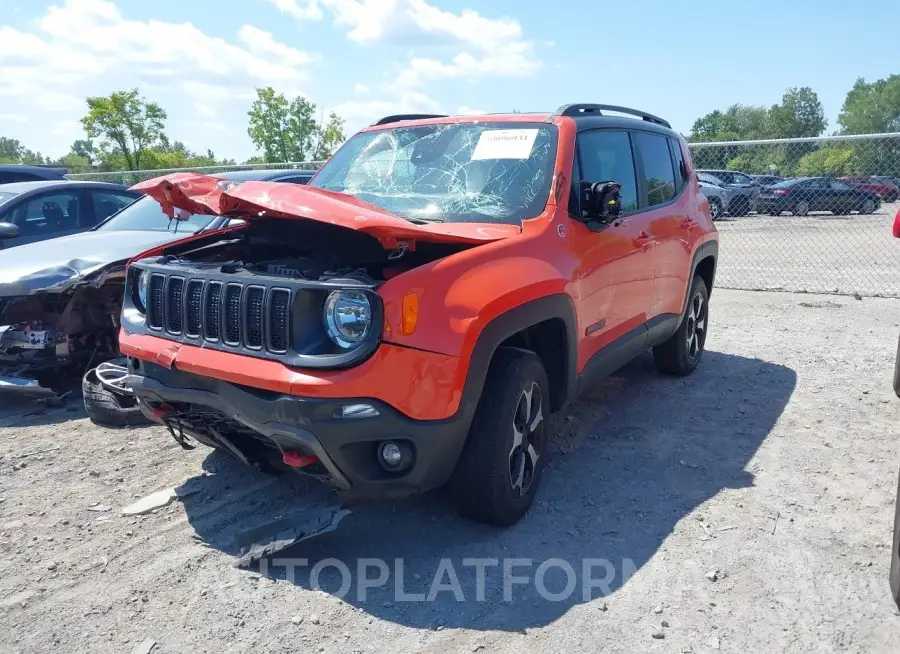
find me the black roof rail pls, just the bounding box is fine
[372,113,449,126]
[550,104,671,128]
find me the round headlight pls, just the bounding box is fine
[323,290,372,349]
[136,270,150,312]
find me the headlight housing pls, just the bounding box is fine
[136,269,150,313]
[323,290,372,349]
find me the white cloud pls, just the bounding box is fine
[354,82,370,94]
[271,0,540,87]
[0,0,317,104]
[266,0,324,20]
[457,106,486,115]
[331,89,442,128]
[193,103,217,118]
[0,113,27,123]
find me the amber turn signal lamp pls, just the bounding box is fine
[401,293,419,335]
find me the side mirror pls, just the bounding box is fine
[579,181,621,222]
[0,222,20,240]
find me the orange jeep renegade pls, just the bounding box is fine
[120,104,719,526]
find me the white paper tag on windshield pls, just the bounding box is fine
[471,129,538,161]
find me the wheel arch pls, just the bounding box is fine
[459,294,578,417]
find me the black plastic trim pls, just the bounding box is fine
[551,104,671,128]
[372,114,448,126]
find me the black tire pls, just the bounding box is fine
[793,200,810,216]
[859,198,876,215]
[653,276,709,376]
[708,198,723,221]
[82,368,153,428]
[451,347,550,526]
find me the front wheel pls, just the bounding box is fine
[859,198,876,214]
[708,198,723,221]
[451,347,550,526]
[653,276,709,376]
[793,200,810,216]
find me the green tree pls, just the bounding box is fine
[838,75,900,134]
[0,137,23,163]
[795,148,857,176]
[768,87,827,138]
[70,139,95,165]
[247,87,346,163]
[81,89,167,170]
[314,111,346,160]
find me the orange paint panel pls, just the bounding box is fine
[119,331,463,421]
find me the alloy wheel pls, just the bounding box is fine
[685,291,706,361]
[509,382,544,497]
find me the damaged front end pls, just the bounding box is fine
[0,270,125,396]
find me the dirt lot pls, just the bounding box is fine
[716,200,900,297]
[1,289,900,653]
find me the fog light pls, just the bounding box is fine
[334,403,379,419]
[380,442,403,468]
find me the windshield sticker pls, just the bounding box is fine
[471,129,538,161]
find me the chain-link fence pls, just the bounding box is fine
[688,132,900,297]
[68,133,900,297]
[67,160,325,185]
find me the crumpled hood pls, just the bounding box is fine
[132,172,520,248]
[0,230,183,296]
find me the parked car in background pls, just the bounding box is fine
[696,170,759,216]
[0,168,314,405]
[757,177,880,216]
[0,180,141,249]
[841,176,899,202]
[750,174,784,187]
[698,179,731,220]
[0,164,68,184]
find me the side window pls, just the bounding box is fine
[829,180,851,191]
[281,175,312,185]
[669,139,686,191]
[634,132,676,206]
[6,192,83,236]
[576,130,638,212]
[90,191,136,227]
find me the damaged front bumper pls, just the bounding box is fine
[128,360,473,501]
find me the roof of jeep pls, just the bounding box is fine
[360,110,678,138]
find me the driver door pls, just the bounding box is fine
[569,129,653,373]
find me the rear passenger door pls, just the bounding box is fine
[632,131,690,318]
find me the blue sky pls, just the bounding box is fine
[1,0,896,163]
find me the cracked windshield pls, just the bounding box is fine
[310,123,557,225]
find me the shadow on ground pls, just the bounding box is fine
[182,350,796,632]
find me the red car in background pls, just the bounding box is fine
[843,176,899,202]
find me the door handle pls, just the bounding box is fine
[634,231,654,247]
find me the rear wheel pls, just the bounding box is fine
[859,198,876,214]
[793,200,810,216]
[451,348,549,526]
[653,276,709,376]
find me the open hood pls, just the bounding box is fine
[131,173,520,249]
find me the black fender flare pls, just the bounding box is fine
[678,240,718,325]
[457,293,579,419]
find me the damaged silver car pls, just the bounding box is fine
[0,168,315,416]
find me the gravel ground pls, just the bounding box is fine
[716,200,900,297]
[1,288,900,653]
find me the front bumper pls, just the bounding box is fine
[129,360,474,501]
